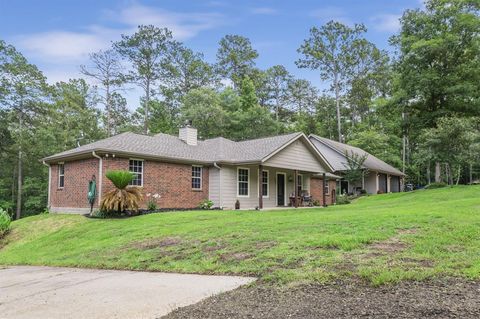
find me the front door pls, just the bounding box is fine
[277,173,285,206]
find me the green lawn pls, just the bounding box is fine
[1,186,480,285]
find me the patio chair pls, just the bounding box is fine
[301,190,313,207]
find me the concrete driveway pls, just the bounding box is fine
[0,266,255,319]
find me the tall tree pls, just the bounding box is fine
[80,49,124,136]
[297,21,368,142]
[0,40,46,219]
[114,25,176,134]
[265,65,292,120]
[216,35,258,89]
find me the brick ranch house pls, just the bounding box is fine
[42,126,341,214]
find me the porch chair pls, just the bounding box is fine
[301,190,313,207]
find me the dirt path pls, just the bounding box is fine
[164,279,480,318]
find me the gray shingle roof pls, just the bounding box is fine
[309,135,404,176]
[43,131,304,164]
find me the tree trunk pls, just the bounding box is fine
[426,163,431,185]
[469,163,473,184]
[144,80,150,135]
[106,83,111,137]
[455,166,461,185]
[434,162,441,183]
[16,111,23,220]
[334,72,341,142]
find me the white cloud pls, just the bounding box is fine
[370,14,401,32]
[110,4,224,40]
[251,7,277,15]
[310,6,352,25]
[15,3,224,62]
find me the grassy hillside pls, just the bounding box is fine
[1,186,480,285]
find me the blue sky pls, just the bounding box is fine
[1,0,423,106]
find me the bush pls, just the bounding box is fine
[105,170,135,189]
[312,200,321,206]
[100,170,143,213]
[199,199,214,210]
[425,182,447,189]
[336,193,351,205]
[0,208,11,238]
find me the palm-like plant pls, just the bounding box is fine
[100,170,143,213]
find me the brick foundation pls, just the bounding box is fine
[310,178,337,206]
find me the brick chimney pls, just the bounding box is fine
[179,120,197,146]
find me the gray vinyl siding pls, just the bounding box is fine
[208,167,221,207]
[218,164,310,209]
[264,139,327,173]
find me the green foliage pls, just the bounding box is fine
[199,199,214,210]
[335,193,351,205]
[105,170,134,190]
[342,151,368,185]
[147,199,158,211]
[0,207,11,238]
[425,182,447,189]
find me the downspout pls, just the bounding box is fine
[213,162,222,208]
[92,151,102,206]
[42,161,51,210]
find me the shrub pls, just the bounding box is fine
[100,170,143,213]
[312,200,321,206]
[336,193,351,205]
[147,200,158,211]
[425,182,447,189]
[199,199,213,210]
[0,208,11,238]
[359,189,367,195]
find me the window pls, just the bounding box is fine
[192,166,202,190]
[297,174,303,195]
[262,170,269,197]
[324,182,330,195]
[129,159,143,186]
[58,163,65,188]
[237,168,249,197]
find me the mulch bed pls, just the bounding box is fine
[163,279,480,318]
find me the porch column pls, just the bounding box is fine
[258,165,263,209]
[375,172,379,193]
[294,170,298,208]
[322,173,327,207]
[387,174,391,193]
[361,170,365,190]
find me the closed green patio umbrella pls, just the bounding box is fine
[88,176,96,214]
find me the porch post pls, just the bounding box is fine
[387,174,391,193]
[361,170,365,190]
[322,173,327,207]
[294,170,298,208]
[375,172,379,193]
[258,165,263,209]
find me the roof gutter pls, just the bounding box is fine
[92,151,102,207]
[213,162,222,208]
[42,161,51,209]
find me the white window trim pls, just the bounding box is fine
[237,167,250,197]
[129,159,144,187]
[192,165,203,190]
[297,173,303,194]
[262,170,269,198]
[325,181,330,195]
[58,162,65,189]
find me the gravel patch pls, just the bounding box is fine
[164,279,480,318]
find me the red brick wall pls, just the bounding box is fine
[310,178,337,206]
[50,156,209,210]
[50,158,99,209]
[102,157,209,209]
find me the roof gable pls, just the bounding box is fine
[309,135,404,176]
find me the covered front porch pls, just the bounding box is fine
[209,164,330,210]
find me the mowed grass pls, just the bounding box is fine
[1,186,479,285]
